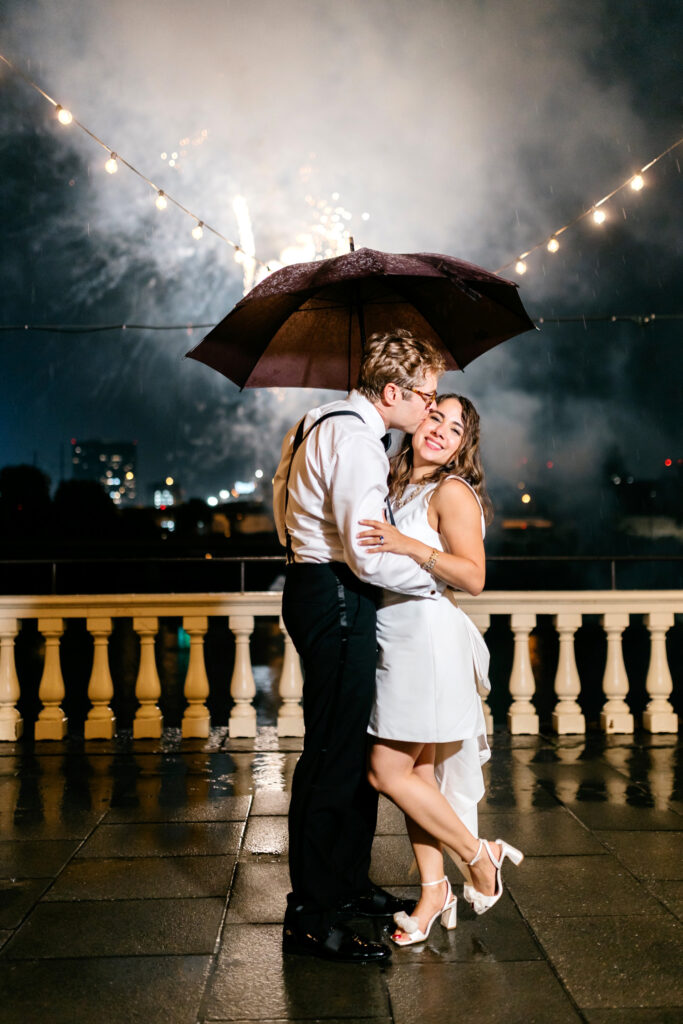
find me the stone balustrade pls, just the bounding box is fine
[0,591,680,742]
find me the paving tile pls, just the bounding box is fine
[249,790,290,816]
[240,816,288,859]
[477,807,604,856]
[2,897,225,958]
[643,879,683,920]
[376,796,408,834]
[583,1011,683,1023]
[0,778,106,838]
[376,885,542,963]
[595,830,683,881]
[225,861,290,923]
[530,914,683,1008]
[0,930,11,950]
[44,855,236,900]
[0,879,51,928]
[75,821,244,858]
[518,756,636,794]
[478,763,560,811]
[0,955,211,1023]
[0,812,105,841]
[564,802,683,831]
[507,855,666,919]
[370,834,419,886]
[0,840,80,879]
[203,923,389,1021]
[385,961,581,1024]
[105,793,251,823]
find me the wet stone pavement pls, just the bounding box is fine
[0,728,682,1024]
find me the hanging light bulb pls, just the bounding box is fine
[192,221,204,240]
[56,105,73,125]
[155,190,168,210]
[514,259,527,275]
[592,207,606,224]
[105,153,118,174]
[547,236,560,253]
[630,174,645,191]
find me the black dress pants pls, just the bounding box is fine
[282,561,380,936]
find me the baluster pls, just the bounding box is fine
[182,616,211,738]
[551,613,585,734]
[469,612,493,734]
[643,612,677,732]
[85,617,116,739]
[133,617,163,739]
[35,618,67,740]
[229,615,256,738]
[0,618,23,741]
[507,613,539,734]
[599,612,634,733]
[277,617,304,737]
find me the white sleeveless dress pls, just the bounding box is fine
[368,476,491,835]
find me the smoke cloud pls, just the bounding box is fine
[1,0,680,505]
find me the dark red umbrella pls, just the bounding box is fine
[186,245,535,390]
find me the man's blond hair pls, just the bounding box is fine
[356,329,445,401]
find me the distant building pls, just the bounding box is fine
[152,478,182,509]
[71,439,137,505]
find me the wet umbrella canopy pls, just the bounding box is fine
[186,246,536,390]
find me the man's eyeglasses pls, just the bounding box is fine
[406,386,437,407]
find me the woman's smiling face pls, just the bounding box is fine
[412,397,465,468]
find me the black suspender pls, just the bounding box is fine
[283,410,395,563]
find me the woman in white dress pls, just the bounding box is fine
[359,394,523,946]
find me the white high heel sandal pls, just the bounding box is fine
[391,877,457,946]
[463,838,524,915]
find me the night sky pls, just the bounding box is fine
[1,0,681,519]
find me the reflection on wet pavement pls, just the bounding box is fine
[0,729,681,1023]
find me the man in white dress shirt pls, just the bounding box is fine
[273,329,445,963]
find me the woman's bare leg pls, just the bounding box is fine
[369,739,499,896]
[393,744,451,938]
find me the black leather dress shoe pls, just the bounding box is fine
[338,884,416,919]
[282,921,391,963]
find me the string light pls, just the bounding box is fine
[2,51,680,286]
[497,135,683,275]
[155,190,167,210]
[0,51,275,272]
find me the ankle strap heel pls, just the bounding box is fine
[464,837,524,916]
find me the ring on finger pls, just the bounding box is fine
[379,535,384,545]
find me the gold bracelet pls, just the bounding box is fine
[420,548,439,572]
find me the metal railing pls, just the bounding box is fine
[1,554,682,595]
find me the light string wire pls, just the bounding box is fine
[0,52,273,271]
[2,314,682,335]
[495,136,683,275]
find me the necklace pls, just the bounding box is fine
[392,480,432,510]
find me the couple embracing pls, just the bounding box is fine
[273,329,523,964]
